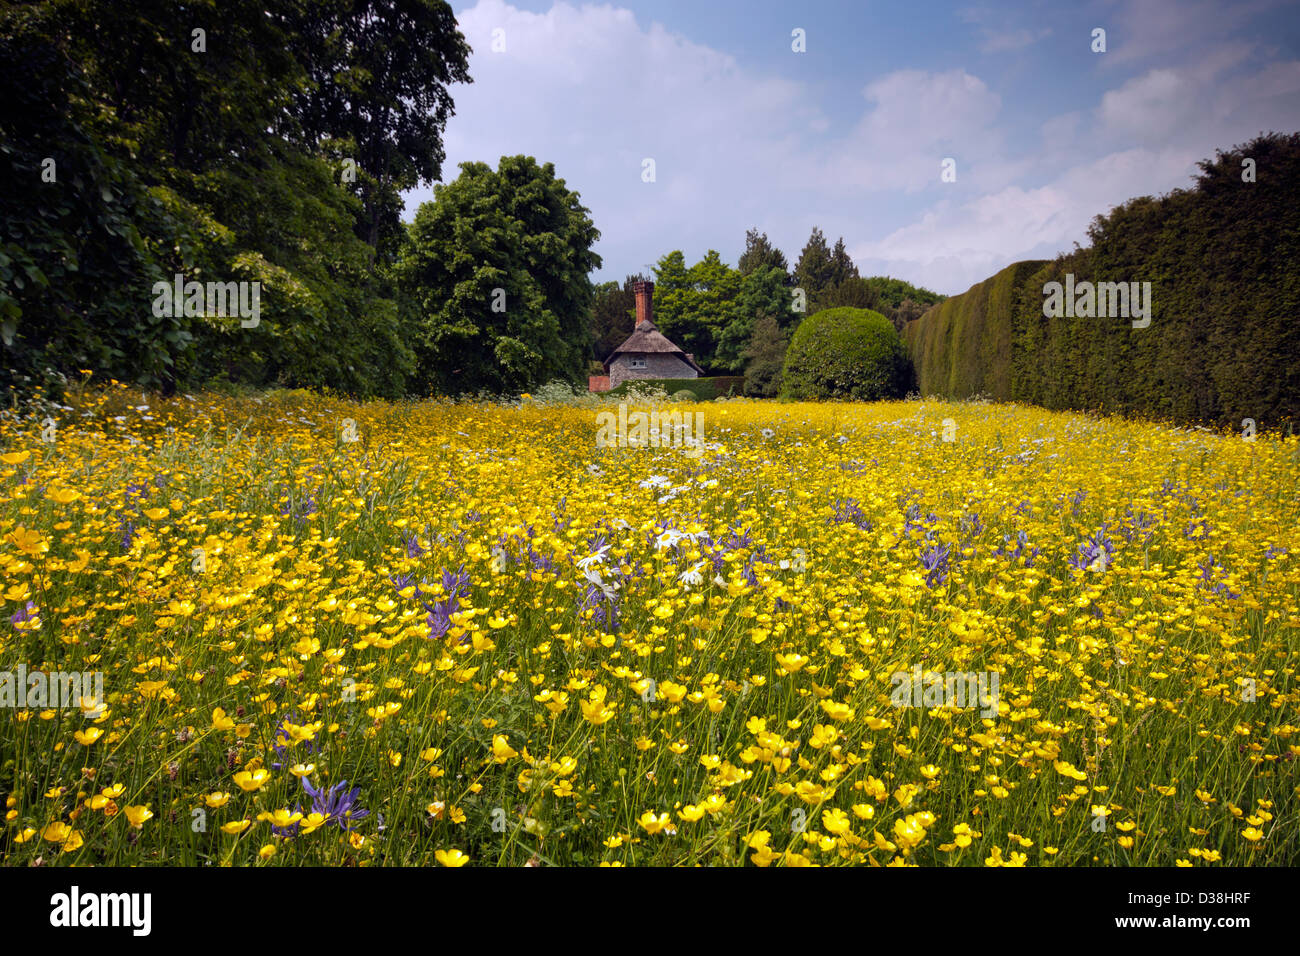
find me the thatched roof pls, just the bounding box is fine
[605,319,704,373]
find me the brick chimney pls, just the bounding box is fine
[632,280,654,328]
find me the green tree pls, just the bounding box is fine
[864,276,945,311]
[396,155,601,394]
[887,297,930,331]
[742,313,788,397]
[285,0,473,260]
[813,276,879,315]
[649,250,690,350]
[1,0,465,398]
[793,227,835,302]
[652,250,740,370]
[590,274,645,362]
[717,265,793,370]
[0,6,188,391]
[738,228,788,277]
[828,236,860,287]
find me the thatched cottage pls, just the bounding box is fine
[596,281,702,390]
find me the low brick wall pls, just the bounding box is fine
[588,375,611,392]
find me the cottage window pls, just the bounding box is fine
[629,357,647,369]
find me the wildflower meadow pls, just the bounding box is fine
[2,382,1296,867]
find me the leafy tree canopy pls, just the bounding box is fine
[396,155,601,394]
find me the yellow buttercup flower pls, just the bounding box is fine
[6,526,46,556]
[638,811,673,835]
[491,734,519,762]
[234,769,270,792]
[124,805,153,828]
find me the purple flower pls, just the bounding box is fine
[301,778,370,830]
[1069,525,1114,572]
[421,566,471,641]
[830,498,873,531]
[440,565,470,599]
[401,531,426,559]
[270,712,319,770]
[426,607,452,641]
[919,543,951,588]
[1198,555,1240,600]
[10,601,38,627]
[577,583,621,634]
[389,572,419,599]
[994,530,1038,568]
[526,548,555,576]
[1121,507,1157,543]
[721,525,753,551]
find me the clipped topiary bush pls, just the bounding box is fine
[780,307,910,400]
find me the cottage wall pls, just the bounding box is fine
[608,353,699,388]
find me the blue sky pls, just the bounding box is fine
[402,0,1300,295]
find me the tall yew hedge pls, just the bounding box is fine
[902,132,1300,429]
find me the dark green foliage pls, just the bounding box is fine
[716,265,794,371]
[395,155,601,395]
[865,276,946,311]
[902,260,1044,400]
[813,276,881,315]
[794,229,865,314]
[737,228,789,277]
[1,0,468,399]
[781,307,909,401]
[903,132,1300,427]
[742,313,788,397]
[792,227,836,300]
[590,275,645,363]
[651,250,740,371]
[283,0,472,261]
[829,237,859,287]
[884,298,929,332]
[0,9,188,390]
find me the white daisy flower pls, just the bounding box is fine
[678,562,705,588]
[576,546,610,571]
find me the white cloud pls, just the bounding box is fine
[407,0,819,276]
[959,5,1051,54]
[852,146,1205,294]
[1102,0,1289,66]
[403,1,1300,298]
[819,70,1004,193]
